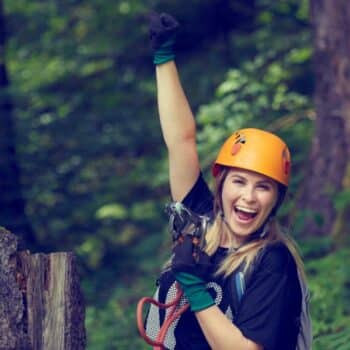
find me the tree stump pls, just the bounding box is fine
[0,227,86,350]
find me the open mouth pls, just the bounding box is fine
[234,205,258,222]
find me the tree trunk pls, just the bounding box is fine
[299,0,350,236]
[0,0,37,248]
[0,228,29,349]
[0,227,86,350]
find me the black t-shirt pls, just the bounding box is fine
[147,174,302,350]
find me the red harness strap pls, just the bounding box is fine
[136,283,189,349]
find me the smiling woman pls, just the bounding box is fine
[141,11,312,350]
[220,168,278,245]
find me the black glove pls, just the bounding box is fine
[171,234,213,280]
[171,235,215,312]
[148,11,179,64]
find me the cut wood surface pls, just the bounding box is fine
[0,227,86,350]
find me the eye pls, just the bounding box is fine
[257,183,271,190]
[232,178,244,185]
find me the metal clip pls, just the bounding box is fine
[165,202,211,249]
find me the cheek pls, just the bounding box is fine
[221,182,238,204]
[221,191,230,211]
[220,186,232,212]
[260,193,278,214]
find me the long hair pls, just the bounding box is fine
[205,167,306,281]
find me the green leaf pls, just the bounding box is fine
[95,203,128,220]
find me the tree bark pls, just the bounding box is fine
[0,228,30,349]
[300,0,350,236]
[0,228,86,350]
[0,0,37,248]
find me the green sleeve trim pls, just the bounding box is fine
[153,38,176,65]
[175,272,215,312]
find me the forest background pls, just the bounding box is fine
[1,0,349,349]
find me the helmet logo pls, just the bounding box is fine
[231,132,246,155]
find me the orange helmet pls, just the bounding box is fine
[212,128,291,186]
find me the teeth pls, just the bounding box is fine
[235,206,258,214]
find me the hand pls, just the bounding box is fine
[147,12,179,65]
[171,235,213,280]
[148,11,179,50]
[171,235,215,312]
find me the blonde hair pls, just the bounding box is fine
[206,167,306,281]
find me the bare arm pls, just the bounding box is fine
[195,306,263,350]
[156,61,200,201]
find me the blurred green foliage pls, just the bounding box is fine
[2,0,350,348]
[305,243,350,350]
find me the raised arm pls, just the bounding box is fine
[156,62,200,201]
[149,13,200,201]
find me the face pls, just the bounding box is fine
[221,168,278,246]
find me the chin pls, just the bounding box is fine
[230,221,263,238]
[230,225,255,238]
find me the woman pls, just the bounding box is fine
[146,12,307,350]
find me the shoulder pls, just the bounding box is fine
[257,242,296,275]
[181,172,214,215]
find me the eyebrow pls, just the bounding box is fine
[230,174,245,180]
[256,180,274,186]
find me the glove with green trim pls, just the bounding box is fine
[148,11,179,65]
[172,235,215,312]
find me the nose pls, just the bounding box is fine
[241,185,256,203]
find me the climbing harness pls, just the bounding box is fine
[136,202,210,349]
[136,282,188,349]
